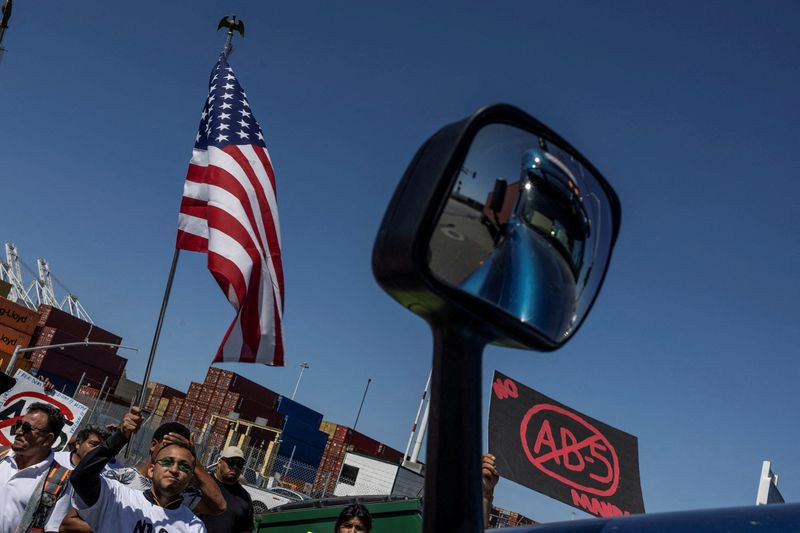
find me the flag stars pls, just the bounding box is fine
[219,112,231,120]
[217,123,230,131]
[256,131,265,141]
[216,133,229,142]
[236,130,250,139]
[220,102,233,110]
[222,93,234,100]
[239,109,252,118]
[237,119,249,129]
[223,83,235,91]
[225,73,235,81]
[240,99,250,108]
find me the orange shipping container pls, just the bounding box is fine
[0,322,32,355]
[0,297,39,336]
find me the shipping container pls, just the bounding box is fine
[345,429,381,457]
[276,396,323,427]
[77,384,101,399]
[36,349,122,392]
[0,352,33,375]
[32,327,127,375]
[319,420,338,438]
[282,417,328,450]
[0,296,40,335]
[0,322,32,354]
[37,305,122,351]
[186,382,203,401]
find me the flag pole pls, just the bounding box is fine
[136,16,247,413]
[137,248,180,409]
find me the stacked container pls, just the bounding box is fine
[28,305,126,395]
[0,296,39,372]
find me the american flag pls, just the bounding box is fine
[176,55,284,366]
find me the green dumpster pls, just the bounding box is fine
[255,496,422,533]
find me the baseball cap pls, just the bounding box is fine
[220,446,245,460]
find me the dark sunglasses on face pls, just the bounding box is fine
[155,457,193,474]
[14,421,52,435]
[223,457,245,469]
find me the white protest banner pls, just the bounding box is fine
[0,369,88,449]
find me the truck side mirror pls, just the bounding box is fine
[373,104,620,350]
[372,104,621,532]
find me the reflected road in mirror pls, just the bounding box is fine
[427,124,615,344]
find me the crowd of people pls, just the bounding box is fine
[0,385,501,533]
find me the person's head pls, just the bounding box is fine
[149,421,191,453]
[12,402,65,458]
[73,424,112,461]
[335,504,372,533]
[147,441,197,500]
[216,446,245,485]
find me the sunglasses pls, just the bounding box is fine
[155,457,193,474]
[14,421,52,435]
[223,457,245,469]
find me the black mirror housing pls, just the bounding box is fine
[373,104,621,352]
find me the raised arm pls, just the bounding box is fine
[70,407,142,506]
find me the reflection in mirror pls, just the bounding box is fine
[427,124,615,344]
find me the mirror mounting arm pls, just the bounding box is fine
[424,320,488,533]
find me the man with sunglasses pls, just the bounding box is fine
[197,447,254,533]
[58,420,224,533]
[0,402,69,533]
[69,406,206,533]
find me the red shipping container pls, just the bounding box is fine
[186,382,203,401]
[32,327,126,375]
[37,350,121,390]
[37,305,122,351]
[345,430,381,457]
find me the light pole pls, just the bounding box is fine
[4,341,139,374]
[353,378,372,431]
[291,362,309,400]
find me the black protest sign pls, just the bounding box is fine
[488,371,644,517]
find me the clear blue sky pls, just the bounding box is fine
[2,0,798,523]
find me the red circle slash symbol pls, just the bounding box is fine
[520,404,619,497]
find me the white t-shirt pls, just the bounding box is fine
[73,476,206,533]
[0,450,65,533]
[46,451,120,532]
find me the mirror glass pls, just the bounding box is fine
[427,123,616,343]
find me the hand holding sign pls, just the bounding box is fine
[482,453,499,499]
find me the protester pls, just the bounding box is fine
[0,402,69,533]
[482,453,500,529]
[334,504,372,533]
[58,420,224,532]
[45,426,113,533]
[54,425,112,470]
[69,406,206,533]
[197,446,254,533]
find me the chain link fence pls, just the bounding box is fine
[69,394,358,499]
